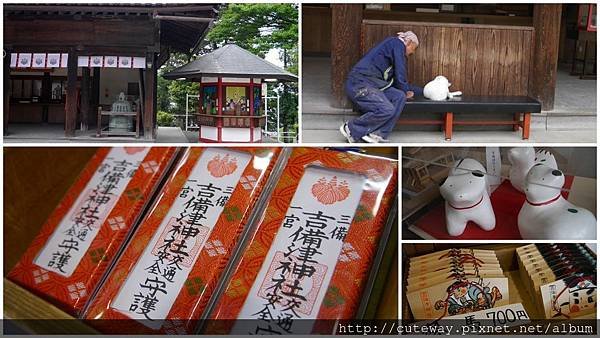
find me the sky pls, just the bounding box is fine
[264,48,284,68]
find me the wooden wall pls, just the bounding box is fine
[361,20,534,96]
[303,5,534,55]
[4,19,156,52]
[362,9,533,26]
[302,6,332,55]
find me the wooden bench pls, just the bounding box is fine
[399,95,541,140]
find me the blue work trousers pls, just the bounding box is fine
[345,78,406,140]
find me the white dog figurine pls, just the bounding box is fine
[518,164,596,240]
[423,76,463,101]
[508,147,558,193]
[440,158,496,236]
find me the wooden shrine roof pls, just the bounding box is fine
[4,3,219,54]
[163,44,298,82]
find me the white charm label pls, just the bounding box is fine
[111,148,251,326]
[233,166,366,334]
[34,147,150,277]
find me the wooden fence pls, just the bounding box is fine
[361,20,535,96]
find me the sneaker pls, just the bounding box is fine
[361,133,388,143]
[370,133,389,143]
[339,123,355,143]
[361,134,378,143]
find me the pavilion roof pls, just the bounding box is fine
[162,44,297,82]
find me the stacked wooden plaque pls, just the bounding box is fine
[406,248,510,320]
[516,244,597,319]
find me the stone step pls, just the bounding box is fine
[302,128,597,143]
[544,112,596,130]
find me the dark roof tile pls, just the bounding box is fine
[163,44,297,82]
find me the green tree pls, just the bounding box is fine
[158,53,200,117]
[205,4,298,61]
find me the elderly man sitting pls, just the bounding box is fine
[340,31,423,143]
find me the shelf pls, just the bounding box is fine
[4,278,97,334]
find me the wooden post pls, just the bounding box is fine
[42,72,51,123]
[530,4,562,111]
[91,67,100,127]
[143,53,155,140]
[522,112,531,140]
[80,67,90,131]
[331,4,363,108]
[96,106,102,137]
[64,49,78,137]
[249,79,254,142]
[216,77,223,142]
[4,51,11,135]
[152,58,158,139]
[138,68,145,136]
[444,112,453,140]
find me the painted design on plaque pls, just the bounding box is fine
[543,277,597,318]
[207,154,238,178]
[566,280,596,314]
[311,176,350,205]
[434,280,503,316]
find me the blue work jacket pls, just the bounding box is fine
[348,37,424,96]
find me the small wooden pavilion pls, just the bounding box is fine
[163,44,297,143]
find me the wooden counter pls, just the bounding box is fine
[9,102,65,124]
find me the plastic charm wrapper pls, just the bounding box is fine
[84,147,281,334]
[206,147,398,334]
[7,147,178,316]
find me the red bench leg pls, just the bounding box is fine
[522,112,531,140]
[444,112,453,140]
[513,112,520,131]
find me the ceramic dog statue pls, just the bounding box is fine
[423,75,463,101]
[440,158,496,236]
[508,148,558,193]
[518,164,596,240]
